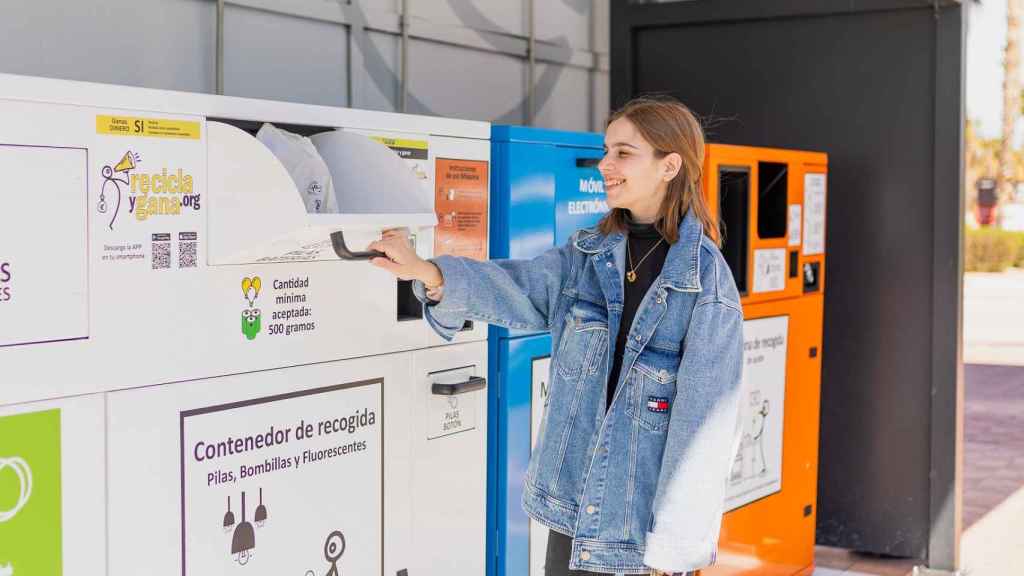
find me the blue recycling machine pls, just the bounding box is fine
[486,126,608,576]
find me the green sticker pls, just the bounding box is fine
[0,409,62,576]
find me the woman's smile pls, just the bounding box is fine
[604,177,626,194]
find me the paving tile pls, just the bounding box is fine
[811,569,848,576]
[846,554,916,576]
[963,363,1024,529]
[815,546,856,570]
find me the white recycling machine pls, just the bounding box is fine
[0,73,492,576]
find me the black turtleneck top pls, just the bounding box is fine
[607,216,670,410]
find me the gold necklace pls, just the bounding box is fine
[626,237,664,283]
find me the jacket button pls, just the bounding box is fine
[606,261,613,268]
[635,334,642,342]
[659,369,669,380]
[586,504,596,514]
[580,551,591,561]
[656,297,664,304]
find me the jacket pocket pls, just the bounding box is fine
[554,303,608,381]
[625,361,677,432]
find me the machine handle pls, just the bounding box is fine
[431,376,486,396]
[576,157,601,168]
[330,231,386,260]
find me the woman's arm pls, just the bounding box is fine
[643,299,744,574]
[368,230,574,340]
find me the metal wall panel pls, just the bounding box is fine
[410,0,527,38]
[533,64,590,132]
[0,0,215,93]
[536,0,594,51]
[223,4,349,107]
[592,0,611,55]
[592,70,610,130]
[407,39,527,125]
[360,30,401,113]
[0,0,608,130]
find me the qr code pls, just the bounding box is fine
[152,242,171,270]
[179,241,197,268]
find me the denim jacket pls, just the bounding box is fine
[413,209,744,574]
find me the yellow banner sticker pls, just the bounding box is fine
[96,115,201,140]
[370,136,428,150]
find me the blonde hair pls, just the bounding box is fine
[598,96,718,246]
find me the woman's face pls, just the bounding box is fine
[598,117,679,222]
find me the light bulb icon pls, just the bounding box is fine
[242,277,261,307]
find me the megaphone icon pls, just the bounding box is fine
[113,151,137,173]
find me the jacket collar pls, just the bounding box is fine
[574,209,703,292]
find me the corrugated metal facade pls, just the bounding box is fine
[0,0,609,131]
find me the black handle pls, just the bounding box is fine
[330,231,386,260]
[576,157,601,168]
[431,376,486,396]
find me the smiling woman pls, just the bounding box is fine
[366,96,743,576]
[598,97,718,246]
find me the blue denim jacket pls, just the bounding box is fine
[413,210,744,574]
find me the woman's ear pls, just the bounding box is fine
[662,152,683,182]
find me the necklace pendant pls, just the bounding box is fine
[626,270,637,283]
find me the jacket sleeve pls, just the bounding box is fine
[643,299,745,573]
[411,238,575,341]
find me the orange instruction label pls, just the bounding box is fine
[435,158,488,260]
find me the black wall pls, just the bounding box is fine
[612,0,963,565]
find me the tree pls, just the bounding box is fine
[996,0,1023,224]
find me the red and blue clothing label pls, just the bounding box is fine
[647,396,670,413]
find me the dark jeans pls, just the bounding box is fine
[545,530,613,576]
[544,530,694,576]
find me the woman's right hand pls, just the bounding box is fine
[367,229,444,288]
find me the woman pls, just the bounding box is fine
[369,97,744,576]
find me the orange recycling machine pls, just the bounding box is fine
[700,145,829,576]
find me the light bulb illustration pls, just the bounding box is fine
[223,495,236,533]
[230,491,256,565]
[254,487,268,527]
[241,277,261,308]
[241,277,263,340]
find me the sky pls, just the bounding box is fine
[968,0,1010,139]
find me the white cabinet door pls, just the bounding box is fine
[0,394,106,576]
[106,353,411,576]
[408,341,488,576]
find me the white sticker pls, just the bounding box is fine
[803,173,827,255]
[726,316,789,511]
[752,248,787,293]
[788,204,802,247]
[181,380,383,575]
[530,357,552,576]
[428,367,478,439]
[0,145,89,347]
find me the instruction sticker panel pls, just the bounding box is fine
[726,316,788,511]
[788,204,802,247]
[803,173,826,255]
[435,159,489,261]
[96,115,200,140]
[752,248,787,293]
[181,380,383,576]
[93,110,204,271]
